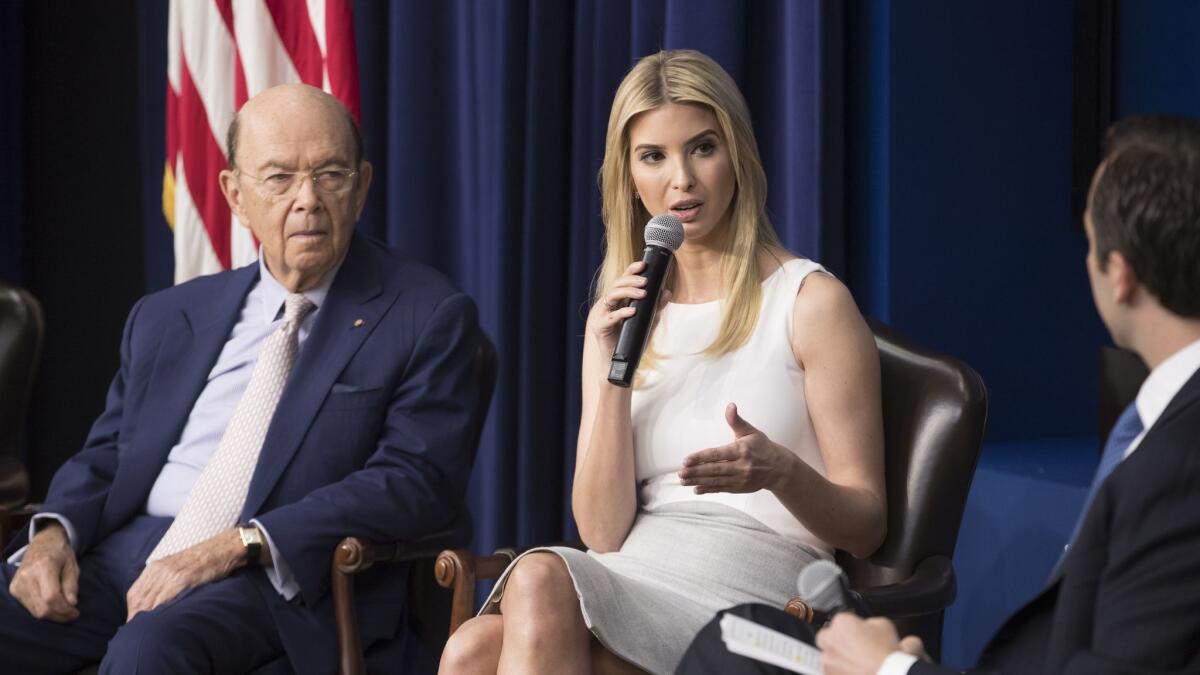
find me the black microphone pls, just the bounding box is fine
[796,559,871,622]
[607,215,685,387]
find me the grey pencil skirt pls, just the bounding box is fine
[479,501,827,675]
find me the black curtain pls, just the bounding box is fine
[7,2,146,498]
[0,2,22,285]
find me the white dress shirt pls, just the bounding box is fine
[876,337,1200,675]
[12,253,342,601]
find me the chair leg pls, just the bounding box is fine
[333,539,371,675]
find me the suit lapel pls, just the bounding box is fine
[241,236,391,518]
[1040,367,1200,588]
[116,266,259,514]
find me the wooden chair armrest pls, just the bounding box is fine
[332,530,461,675]
[432,541,586,636]
[784,597,816,622]
[433,548,519,635]
[334,530,460,574]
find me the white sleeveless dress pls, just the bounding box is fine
[483,259,834,674]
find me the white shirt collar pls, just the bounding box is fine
[1135,337,1200,433]
[255,251,342,324]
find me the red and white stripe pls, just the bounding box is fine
[164,0,360,284]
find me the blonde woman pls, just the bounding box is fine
[441,50,886,675]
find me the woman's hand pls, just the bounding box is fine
[586,261,672,356]
[678,403,797,494]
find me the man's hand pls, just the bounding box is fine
[125,529,246,622]
[816,614,903,675]
[899,635,930,662]
[9,522,80,622]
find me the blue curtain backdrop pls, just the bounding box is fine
[136,0,841,557]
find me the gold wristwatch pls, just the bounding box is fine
[237,524,263,563]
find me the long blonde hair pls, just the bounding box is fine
[596,49,782,366]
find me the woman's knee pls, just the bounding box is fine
[502,553,575,609]
[440,616,502,674]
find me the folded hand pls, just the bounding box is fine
[9,523,80,622]
[125,529,245,622]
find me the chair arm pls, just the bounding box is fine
[434,548,519,635]
[857,555,956,618]
[784,555,955,624]
[433,541,588,636]
[332,530,460,675]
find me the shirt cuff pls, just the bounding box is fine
[877,651,919,675]
[7,513,79,565]
[250,518,301,601]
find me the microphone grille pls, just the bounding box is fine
[796,559,847,613]
[644,215,684,252]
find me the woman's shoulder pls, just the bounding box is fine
[788,264,871,366]
[757,249,840,296]
[793,269,855,321]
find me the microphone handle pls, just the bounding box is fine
[838,577,872,618]
[811,593,870,628]
[608,245,674,387]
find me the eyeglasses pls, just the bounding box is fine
[237,168,359,198]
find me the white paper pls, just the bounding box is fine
[718,613,823,675]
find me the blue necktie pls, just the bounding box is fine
[1051,401,1144,578]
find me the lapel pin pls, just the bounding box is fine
[353,319,365,328]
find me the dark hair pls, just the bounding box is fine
[1090,115,1200,318]
[225,100,364,170]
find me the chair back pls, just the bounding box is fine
[0,281,43,510]
[837,320,987,651]
[467,333,499,464]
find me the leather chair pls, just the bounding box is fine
[816,320,987,658]
[0,281,44,544]
[434,320,987,660]
[331,332,498,675]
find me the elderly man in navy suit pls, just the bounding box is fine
[677,116,1200,675]
[0,84,480,674]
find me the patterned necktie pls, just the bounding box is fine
[1050,401,1144,578]
[148,293,315,562]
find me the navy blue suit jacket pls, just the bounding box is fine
[14,233,481,671]
[914,368,1200,675]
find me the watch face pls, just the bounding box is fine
[240,526,262,548]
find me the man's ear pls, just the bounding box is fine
[353,161,374,221]
[218,169,248,222]
[1107,249,1139,305]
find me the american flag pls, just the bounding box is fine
[163,0,361,284]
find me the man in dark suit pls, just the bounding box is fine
[679,116,1200,675]
[0,84,480,673]
[819,115,1200,675]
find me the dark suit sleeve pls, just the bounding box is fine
[20,298,148,555]
[909,661,971,675]
[253,292,481,605]
[1058,457,1200,675]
